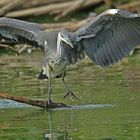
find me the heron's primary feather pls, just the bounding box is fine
[73,9,140,67]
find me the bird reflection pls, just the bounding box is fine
[43,111,69,140]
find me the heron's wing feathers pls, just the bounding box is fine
[0,17,45,47]
[75,9,140,67]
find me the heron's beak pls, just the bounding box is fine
[64,38,74,48]
[60,33,74,48]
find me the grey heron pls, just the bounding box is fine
[0,9,140,104]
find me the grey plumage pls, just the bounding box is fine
[73,9,140,67]
[0,17,45,47]
[0,9,140,101]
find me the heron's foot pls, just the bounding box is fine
[63,91,78,99]
[47,99,53,105]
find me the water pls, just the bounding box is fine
[0,50,140,140]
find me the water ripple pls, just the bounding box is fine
[0,99,113,110]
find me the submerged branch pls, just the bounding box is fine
[0,92,69,109]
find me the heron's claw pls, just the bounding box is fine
[47,99,53,105]
[63,91,78,99]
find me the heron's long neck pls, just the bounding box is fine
[57,32,62,56]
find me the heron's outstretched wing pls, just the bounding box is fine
[73,9,140,67]
[0,17,45,47]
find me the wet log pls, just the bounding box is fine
[0,92,69,109]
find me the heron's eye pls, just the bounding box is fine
[50,60,54,63]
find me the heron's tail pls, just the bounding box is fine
[38,70,48,80]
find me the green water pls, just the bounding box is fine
[0,50,140,140]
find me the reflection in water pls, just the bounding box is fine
[44,111,68,140]
[43,108,120,140]
[0,99,113,109]
[44,111,69,140]
[0,99,32,109]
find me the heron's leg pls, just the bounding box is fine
[62,72,78,99]
[48,71,52,104]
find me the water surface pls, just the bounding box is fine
[0,50,140,140]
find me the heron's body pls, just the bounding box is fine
[0,9,140,102]
[44,57,68,78]
[40,31,69,78]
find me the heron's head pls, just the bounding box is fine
[59,28,74,48]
